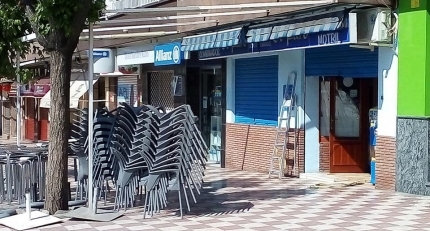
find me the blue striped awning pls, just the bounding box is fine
[181,32,217,52]
[214,27,243,48]
[246,27,272,43]
[181,27,243,52]
[270,16,346,40]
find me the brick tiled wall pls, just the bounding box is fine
[375,135,396,191]
[319,137,330,172]
[225,123,304,175]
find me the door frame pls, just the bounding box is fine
[319,77,371,173]
[199,66,224,165]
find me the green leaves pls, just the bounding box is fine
[0,0,105,80]
[0,0,31,79]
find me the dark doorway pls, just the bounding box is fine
[186,67,201,127]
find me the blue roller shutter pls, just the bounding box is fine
[235,55,278,126]
[305,45,378,78]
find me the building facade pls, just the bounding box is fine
[12,0,403,193]
[394,0,430,196]
[177,4,397,178]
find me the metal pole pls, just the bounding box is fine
[87,22,94,213]
[16,51,21,148]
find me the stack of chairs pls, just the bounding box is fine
[70,109,89,200]
[140,105,208,218]
[70,103,208,218]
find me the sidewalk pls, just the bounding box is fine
[0,138,38,146]
[0,166,429,231]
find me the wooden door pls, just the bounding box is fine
[39,108,49,141]
[320,77,370,173]
[25,98,35,140]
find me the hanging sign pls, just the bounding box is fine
[198,29,349,60]
[172,75,184,96]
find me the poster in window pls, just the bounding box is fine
[172,75,183,96]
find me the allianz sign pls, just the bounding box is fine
[155,44,181,65]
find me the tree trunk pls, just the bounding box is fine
[45,49,72,214]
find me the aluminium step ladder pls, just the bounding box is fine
[268,72,298,179]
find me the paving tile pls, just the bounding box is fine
[64,224,93,230]
[4,165,430,230]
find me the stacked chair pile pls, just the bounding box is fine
[70,103,208,218]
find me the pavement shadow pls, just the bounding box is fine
[155,179,312,217]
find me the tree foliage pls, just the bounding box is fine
[0,0,105,80]
[0,0,105,214]
[25,0,105,52]
[0,0,32,78]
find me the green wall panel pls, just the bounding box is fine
[398,0,430,117]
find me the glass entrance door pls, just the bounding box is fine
[319,77,370,173]
[201,68,222,163]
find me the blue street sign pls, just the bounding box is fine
[92,50,110,59]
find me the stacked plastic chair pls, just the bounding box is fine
[70,109,89,200]
[141,105,208,218]
[92,108,117,201]
[69,103,208,218]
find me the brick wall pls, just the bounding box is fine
[375,135,396,190]
[319,137,330,172]
[225,123,304,175]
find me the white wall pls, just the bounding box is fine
[304,77,320,173]
[278,50,305,129]
[377,47,398,137]
[226,57,235,123]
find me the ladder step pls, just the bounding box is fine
[277,129,295,131]
[276,131,296,135]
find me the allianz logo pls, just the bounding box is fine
[93,51,108,57]
[155,45,180,63]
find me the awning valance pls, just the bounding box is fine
[246,27,272,43]
[270,15,346,40]
[214,27,242,48]
[181,32,217,52]
[40,74,99,109]
[181,27,243,52]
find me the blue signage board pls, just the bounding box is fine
[198,29,349,60]
[154,42,182,66]
[92,50,110,59]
